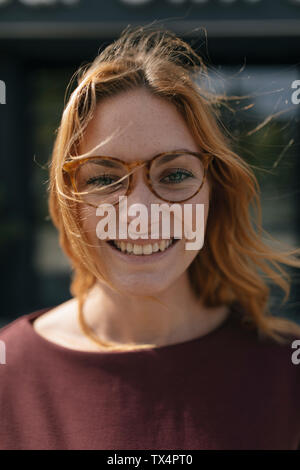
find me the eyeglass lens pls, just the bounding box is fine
[74,153,204,204]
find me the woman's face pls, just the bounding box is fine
[78,87,210,295]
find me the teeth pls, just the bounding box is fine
[159,240,166,251]
[133,244,143,255]
[112,239,174,255]
[152,243,159,253]
[143,244,153,255]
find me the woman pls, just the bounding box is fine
[1,25,300,450]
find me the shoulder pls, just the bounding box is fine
[31,298,99,350]
[32,298,79,339]
[230,303,300,354]
[0,299,75,364]
[0,309,48,368]
[0,313,34,361]
[232,314,300,387]
[0,311,43,401]
[0,298,100,355]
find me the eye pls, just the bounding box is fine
[86,174,122,188]
[160,168,194,184]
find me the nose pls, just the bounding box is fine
[119,166,162,239]
[127,165,159,208]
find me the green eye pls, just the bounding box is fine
[87,174,127,189]
[160,169,194,184]
[86,175,115,187]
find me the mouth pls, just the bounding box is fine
[107,237,180,256]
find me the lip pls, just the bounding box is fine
[105,238,180,263]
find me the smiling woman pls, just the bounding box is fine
[1,24,300,450]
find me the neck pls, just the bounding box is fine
[80,274,230,348]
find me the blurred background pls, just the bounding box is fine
[0,0,300,327]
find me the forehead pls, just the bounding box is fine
[79,88,200,162]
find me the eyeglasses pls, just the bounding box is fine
[62,149,213,208]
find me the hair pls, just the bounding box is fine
[48,23,300,350]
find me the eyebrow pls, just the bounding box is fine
[92,159,123,169]
[82,148,198,169]
[158,152,188,164]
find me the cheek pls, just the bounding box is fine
[182,188,209,239]
[78,205,100,241]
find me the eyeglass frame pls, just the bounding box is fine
[62,149,214,208]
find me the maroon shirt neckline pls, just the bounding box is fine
[22,303,239,359]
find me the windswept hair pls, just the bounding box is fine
[48,23,300,350]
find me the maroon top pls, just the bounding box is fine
[0,305,300,450]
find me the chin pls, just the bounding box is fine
[102,273,175,297]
